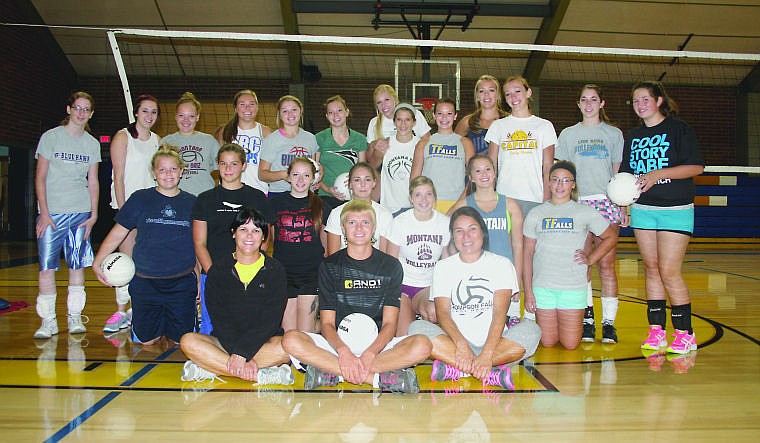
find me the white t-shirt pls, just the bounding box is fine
[234,124,268,194]
[324,200,393,250]
[484,115,557,203]
[380,136,418,213]
[431,251,519,347]
[365,110,431,143]
[388,209,451,287]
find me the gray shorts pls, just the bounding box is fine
[408,319,541,365]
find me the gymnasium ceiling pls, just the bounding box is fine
[17,0,760,90]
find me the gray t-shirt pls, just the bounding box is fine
[523,200,609,290]
[35,125,101,214]
[556,122,624,198]
[260,129,318,193]
[160,131,219,196]
[421,132,467,201]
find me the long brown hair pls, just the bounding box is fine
[127,94,159,139]
[222,89,258,143]
[631,81,679,118]
[578,84,612,124]
[288,157,324,232]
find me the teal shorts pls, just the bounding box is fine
[630,203,694,235]
[533,287,586,310]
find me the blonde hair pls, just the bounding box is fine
[504,75,533,111]
[409,175,437,200]
[468,75,508,134]
[340,199,376,230]
[151,147,185,171]
[176,91,201,114]
[372,84,399,141]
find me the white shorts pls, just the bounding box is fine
[289,332,407,371]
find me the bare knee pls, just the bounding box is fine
[406,335,432,362]
[281,330,308,355]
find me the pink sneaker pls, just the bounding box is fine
[641,325,667,350]
[667,329,697,354]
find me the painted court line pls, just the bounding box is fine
[43,345,177,442]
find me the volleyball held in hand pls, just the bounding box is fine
[337,313,379,355]
[333,172,350,201]
[607,172,641,206]
[101,252,135,287]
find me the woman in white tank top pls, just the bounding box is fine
[103,94,160,335]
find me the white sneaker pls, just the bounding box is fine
[181,360,225,383]
[256,364,295,386]
[67,314,89,334]
[33,318,59,339]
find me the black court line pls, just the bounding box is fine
[43,345,177,443]
[696,266,760,281]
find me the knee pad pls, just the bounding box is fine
[67,286,86,315]
[36,293,57,319]
[115,284,131,305]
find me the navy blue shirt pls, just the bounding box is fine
[116,188,196,278]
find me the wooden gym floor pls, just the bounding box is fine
[0,239,758,442]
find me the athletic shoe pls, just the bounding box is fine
[181,360,225,383]
[667,329,697,354]
[483,365,514,390]
[601,323,618,344]
[507,316,521,329]
[256,364,295,386]
[640,325,667,350]
[667,351,697,374]
[581,322,596,343]
[430,359,463,382]
[378,368,420,394]
[303,365,339,390]
[103,310,130,333]
[33,318,59,339]
[67,314,88,334]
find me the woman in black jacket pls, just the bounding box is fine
[179,208,293,385]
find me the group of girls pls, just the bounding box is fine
[35,76,702,360]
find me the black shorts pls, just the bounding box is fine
[286,271,319,299]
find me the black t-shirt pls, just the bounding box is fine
[269,193,331,273]
[621,117,704,207]
[191,185,272,265]
[318,248,403,331]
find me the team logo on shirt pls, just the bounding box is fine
[542,217,573,230]
[386,155,412,180]
[235,134,262,165]
[281,147,311,167]
[427,144,457,157]
[345,279,382,289]
[576,139,610,159]
[161,205,177,219]
[501,130,538,152]
[330,149,360,165]
[454,276,492,306]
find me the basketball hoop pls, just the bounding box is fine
[417,97,438,126]
[417,97,438,111]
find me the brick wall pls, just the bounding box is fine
[0,0,78,149]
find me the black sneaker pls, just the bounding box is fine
[581,322,596,342]
[378,368,420,394]
[602,323,618,344]
[303,365,339,390]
